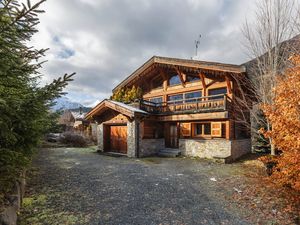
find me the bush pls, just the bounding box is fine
[59,132,88,147]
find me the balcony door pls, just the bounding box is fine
[165,123,178,148]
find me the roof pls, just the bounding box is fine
[113,56,246,92]
[70,111,86,120]
[109,100,148,114]
[85,99,148,120]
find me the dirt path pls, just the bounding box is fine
[19,148,298,225]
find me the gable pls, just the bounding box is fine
[113,56,245,93]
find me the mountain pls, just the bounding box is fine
[52,97,84,111]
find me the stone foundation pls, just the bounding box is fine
[179,138,251,161]
[179,139,231,159]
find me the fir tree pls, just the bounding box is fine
[0,0,74,199]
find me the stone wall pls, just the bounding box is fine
[127,120,138,157]
[231,139,251,161]
[90,123,98,141]
[179,139,231,159]
[97,124,104,152]
[179,138,251,161]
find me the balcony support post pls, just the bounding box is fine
[224,95,227,110]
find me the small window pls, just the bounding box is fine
[168,94,183,104]
[204,123,211,135]
[185,91,202,103]
[169,74,182,86]
[195,124,203,136]
[186,75,200,82]
[208,88,227,99]
[152,76,163,89]
[149,97,163,106]
[193,122,224,137]
[194,123,211,136]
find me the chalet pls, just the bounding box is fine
[58,109,88,131]
[86,56,251,162]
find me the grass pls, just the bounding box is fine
[20,192,90,225]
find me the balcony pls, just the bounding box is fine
[139,94,231,115]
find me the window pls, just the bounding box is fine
[203,123,211,135]
[149,97,163,106]
[185,91,202,103]
[193,122,223,137]
[194,123,211,136]
[186,75,200,82]
[168,94,183,104]
[169,74,182,86]
[208,88,227,99]
[152,76,163,89]
[195,124,202,136]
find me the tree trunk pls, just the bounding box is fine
[270,138,276,155]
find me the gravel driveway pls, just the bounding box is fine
[20,147,253,225]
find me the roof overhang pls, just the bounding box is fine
[113,56,246,92]
[85,99,148,120]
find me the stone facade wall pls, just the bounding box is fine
[97,124,104,152]
[230,139,251,161]
[90,123,98,141]
[179,139,232,159]
[139,138,164,157]
[127,120,138,157]
[179,138,251,161]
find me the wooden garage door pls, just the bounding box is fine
[109,125,127,154]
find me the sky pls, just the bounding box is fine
[31,0,257,107]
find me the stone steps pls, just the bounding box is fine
[158,148,181,157]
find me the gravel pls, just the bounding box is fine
[20,147,251,225]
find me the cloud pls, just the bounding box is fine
[31,0,256,107]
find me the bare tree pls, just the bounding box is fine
[233,0,299,155]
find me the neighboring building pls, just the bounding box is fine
[86,56,251,162]
[58,109,88,131]
[58,110,76,131]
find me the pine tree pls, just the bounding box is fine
[0,0,74,199]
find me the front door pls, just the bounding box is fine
[165,123,178,148]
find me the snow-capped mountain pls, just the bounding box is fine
[52,97,84,111]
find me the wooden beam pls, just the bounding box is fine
[199,72,207,96]
[159,70,168,91]
[206,80,217,88]
[157,112,229,122]
[225,76,232,94]
[174,66,186,87]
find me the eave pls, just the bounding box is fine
[85,99,148,120]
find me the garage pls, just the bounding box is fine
[106,125,127,154]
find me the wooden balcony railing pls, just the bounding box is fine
[139,94,231,114]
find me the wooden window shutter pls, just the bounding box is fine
[211,122,222,137]
[180,123,191,137]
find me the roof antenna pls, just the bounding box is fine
[193,34,201,59]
